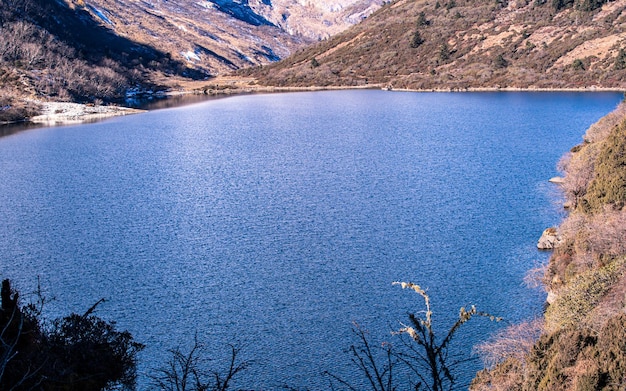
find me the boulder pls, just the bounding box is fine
[549,176,565,184]
[538,227,561,250]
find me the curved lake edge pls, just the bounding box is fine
[2,85,624,137]
[0,94,620,388]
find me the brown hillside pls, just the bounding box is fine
[471,102,626,391]
[245,0,626,89]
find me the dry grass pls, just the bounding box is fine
[245,0,626,89]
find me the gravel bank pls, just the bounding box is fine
[29,101,145,125]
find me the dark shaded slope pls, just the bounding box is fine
[0,0,208,122]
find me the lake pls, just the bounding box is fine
[0,90,622,390]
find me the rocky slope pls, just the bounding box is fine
[66,0,383,75]
[245,0,626,89]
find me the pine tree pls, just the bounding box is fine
[410,30,425,48]
[615,48,626,70]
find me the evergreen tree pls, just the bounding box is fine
[439,42,451,61]
[615,48,626,70]
[410,30,425,48]
[416,11,430,27]
[494,54,508,68]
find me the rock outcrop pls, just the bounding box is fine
[537,227,561,250]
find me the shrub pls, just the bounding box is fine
[581,118,626,213]
[575,0,609,11]
[494,54,508,68]
[572,58,585,70]
[410,30,425,48]
[614,49,626,70]
[545,257,625,331]
[475,319,544,369]
[439,42,451,61]
[416,11,430,26]
[0,279,143,390]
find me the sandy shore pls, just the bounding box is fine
[29,101,145,125]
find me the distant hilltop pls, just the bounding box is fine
[243,0,626,90]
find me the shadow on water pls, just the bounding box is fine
[126,92,242,111]
[0,93,243,138]
[0,121,47,138]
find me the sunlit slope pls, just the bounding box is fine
[246,0,626,89]
[66,0,383,75]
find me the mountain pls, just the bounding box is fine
[67,0,383,75]
[245,0,626,89]
[0,0,382,122]
[0,0,195,121]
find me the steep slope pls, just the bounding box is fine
[68,0,383,75]
[246,0,626,89]
[0,0,383,122]
[0,0,197,122]
[67,0,302,75]
[472,102,626,391]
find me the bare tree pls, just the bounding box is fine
[151,337,250,391]
[327,282,501,391]
[392,282,502,391]
[474,319,543,369]
[324,323,398,391]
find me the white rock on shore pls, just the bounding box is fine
[29,101,145,125]
[538,227,562,250]
[549,176,565,184]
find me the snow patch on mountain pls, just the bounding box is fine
[87,5,113,25]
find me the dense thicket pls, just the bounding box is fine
[581,119,626,212]
[473,314,626,390]
[0,279,143,390]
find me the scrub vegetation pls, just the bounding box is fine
[243,0,626,90]
[0,0,205,123]
[0,279,143,390]
[471,102,626,391]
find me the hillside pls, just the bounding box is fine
[245,0,626,89]
[0,0,208,122]
[471,102,626,390]
[64,0,301,76]
[39,0,384,77]
[0,0,384,123]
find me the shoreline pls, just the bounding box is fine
[5,82,623,129]
[28,101,146,126]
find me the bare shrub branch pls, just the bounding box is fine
[474,319,543,369]
[151,336,250,391]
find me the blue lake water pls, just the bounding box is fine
[0,90,621,389]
